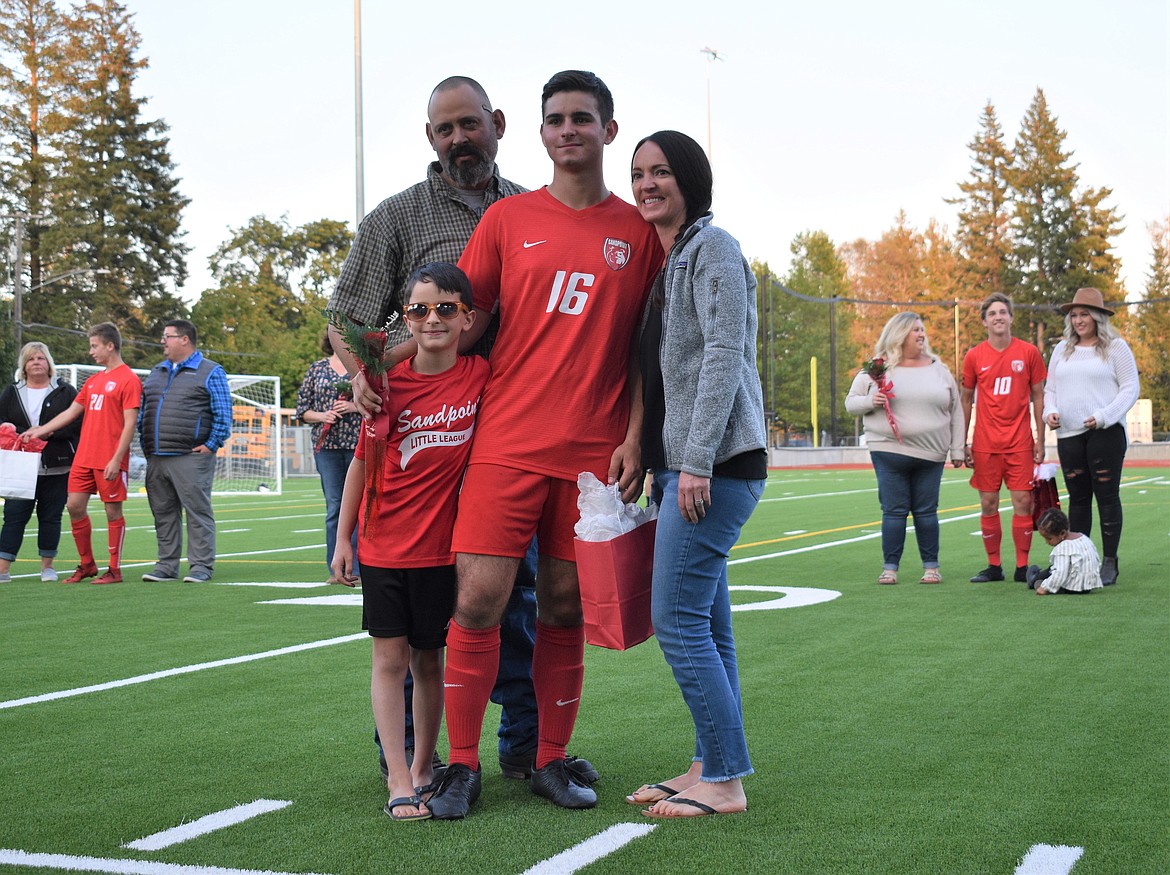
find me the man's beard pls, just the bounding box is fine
[443,144,494,188]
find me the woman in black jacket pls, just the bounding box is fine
[0,343,80,582]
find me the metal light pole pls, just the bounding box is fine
[700,47,724,159]
[354,0,365,228]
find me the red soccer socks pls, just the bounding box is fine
[533,621,585,771]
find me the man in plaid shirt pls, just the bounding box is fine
[328,77,596,789]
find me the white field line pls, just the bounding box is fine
[520,823,656,875]
[0,634,365,711]
[1014,843,1084,874]
[732,511,982,565]
[0,849,330,875]
[123,800,292,851]
[757,472,1161,505]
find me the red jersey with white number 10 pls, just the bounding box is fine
[458,187,661,480]
[962,337,1046,454]
[73,363,142,470]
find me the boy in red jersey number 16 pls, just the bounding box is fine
[960,293,1047,584]
[331,263,489,822]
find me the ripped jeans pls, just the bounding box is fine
[1056,424,1127,558]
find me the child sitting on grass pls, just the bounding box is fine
[332,262,489,822]
[1026,507,1103,596]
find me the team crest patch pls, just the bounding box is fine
[1011,360,1024,373]
[603,238,631,271]
[105,381,117,392]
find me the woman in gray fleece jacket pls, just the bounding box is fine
[626,130,766,819]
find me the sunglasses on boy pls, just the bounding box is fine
[403,301,470,321]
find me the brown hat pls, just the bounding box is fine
[1059,287,1114,316]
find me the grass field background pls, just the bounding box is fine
[1,466,1167,874]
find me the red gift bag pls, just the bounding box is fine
[1031,466,1061,529]
[573,519,656,651]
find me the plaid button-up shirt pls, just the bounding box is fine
[327,162,526,356]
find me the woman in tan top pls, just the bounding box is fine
[846,313,965,584]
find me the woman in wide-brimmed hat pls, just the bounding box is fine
[1042,287,1140,585]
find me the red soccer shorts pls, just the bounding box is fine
[969,449,1033,493]
[452,463,580,562]
[68,466,129,503]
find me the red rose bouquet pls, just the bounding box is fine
[328,312,400,534]
[863,357,902,443]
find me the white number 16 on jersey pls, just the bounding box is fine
[546,271,594,315]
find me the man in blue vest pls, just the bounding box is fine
[139,319,232,583]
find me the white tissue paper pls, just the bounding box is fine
[1034,462,1059,481]
[574,472,658,542]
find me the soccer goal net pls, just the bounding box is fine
[57,366,283,496]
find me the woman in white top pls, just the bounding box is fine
[846,313,965,585]
[1043,288,1139,586]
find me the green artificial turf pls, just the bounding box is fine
[1,468,1166,874]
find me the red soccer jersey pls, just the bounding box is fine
[962,337,1046,454]
[73,364,142,470]
[354,354,490,568]
[458,187,661,479]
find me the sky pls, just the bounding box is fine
[123,0,1169,305]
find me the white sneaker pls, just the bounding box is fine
[40,568,58,582]
[0,572,11,583]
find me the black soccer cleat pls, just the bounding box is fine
[426,763,482,820]
[530,758,598,809]
[969,565,1005,583]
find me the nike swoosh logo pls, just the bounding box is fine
[523,240,547,248]
[980,366,991,371]
[556,697,580,707]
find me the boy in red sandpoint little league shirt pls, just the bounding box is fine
[331,262,489,823]
[25,322,141,585]
[960,293,1047,584]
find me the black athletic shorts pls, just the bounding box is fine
[361,563,455,650]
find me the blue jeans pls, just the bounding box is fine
[869,451,944,570]
[0,473,69,561]
[314,448,358,574]
[651,470,763,782]
[380,539,538,755]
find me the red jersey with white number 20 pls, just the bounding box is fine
[962,337,1046,454]
[73,364,142,470]
[458,187,661,480]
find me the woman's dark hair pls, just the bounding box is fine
[320,330,334,357]
[632,130,713,233]
[631,129,711,232]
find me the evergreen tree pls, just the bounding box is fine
[1,0,66,284]
[1005,88,1121,350]
[1129,219,1170,432]
[947,102,1013,297]
[36,0,189,366]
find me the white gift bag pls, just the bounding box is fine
[0,449,41,500]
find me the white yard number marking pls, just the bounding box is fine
[546,270,593,315]
[992,375,1012,395]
